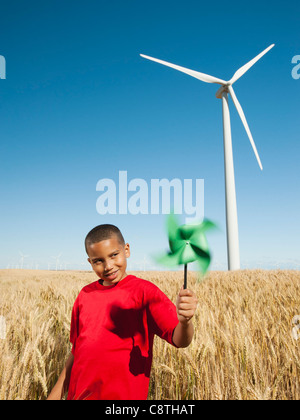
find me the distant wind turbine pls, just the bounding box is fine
[140,44,275,270]
[19,251,30,269]
[140,255,151,271]
[51,253,62,271]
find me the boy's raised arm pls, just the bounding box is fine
[172,288,198,348]
[47,352,74,400]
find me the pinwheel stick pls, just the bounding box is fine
[184,264,188,289]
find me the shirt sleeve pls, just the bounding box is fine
[145,282,179,347]
[70,296,80,355]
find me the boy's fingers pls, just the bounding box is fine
[177,289,198,315]
[179,288,194,297]
[178,305,196,313]
[177,303,196,311]
[179,291,197,299]
[178,290,198,301]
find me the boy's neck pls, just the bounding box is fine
[98,277,124,287]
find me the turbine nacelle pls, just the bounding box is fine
[215,84,230,99]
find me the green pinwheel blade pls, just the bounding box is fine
[187,243,211,274]
[156,245,186,267]
[167,213,180,240]
[197,255,211,274]
[189,231,209,253]
[179,219,216,239]
[191,243,210,260]
[178,223,200,240]
[199,219,217,232]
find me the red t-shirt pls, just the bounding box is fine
[67,274,179,400]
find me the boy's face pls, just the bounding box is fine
[87,236,130,286]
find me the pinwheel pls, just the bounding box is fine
[157,214,216,289]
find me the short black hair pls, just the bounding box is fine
[85,224,125,254]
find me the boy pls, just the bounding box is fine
[47,224,198,400]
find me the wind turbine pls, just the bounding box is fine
[51,253,62,271]
[19,251,30,269]
[140,254,152,271]
[140,44,275,270]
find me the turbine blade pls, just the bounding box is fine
[229,44,275,85]
[228,86,263,170]
[140,54,226,85]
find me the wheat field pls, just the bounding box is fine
[0,268,300,400]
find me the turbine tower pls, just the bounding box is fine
[140,44,274,270]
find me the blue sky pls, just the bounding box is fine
[0,0,299,271]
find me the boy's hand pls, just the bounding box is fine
[176,288,198,324]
